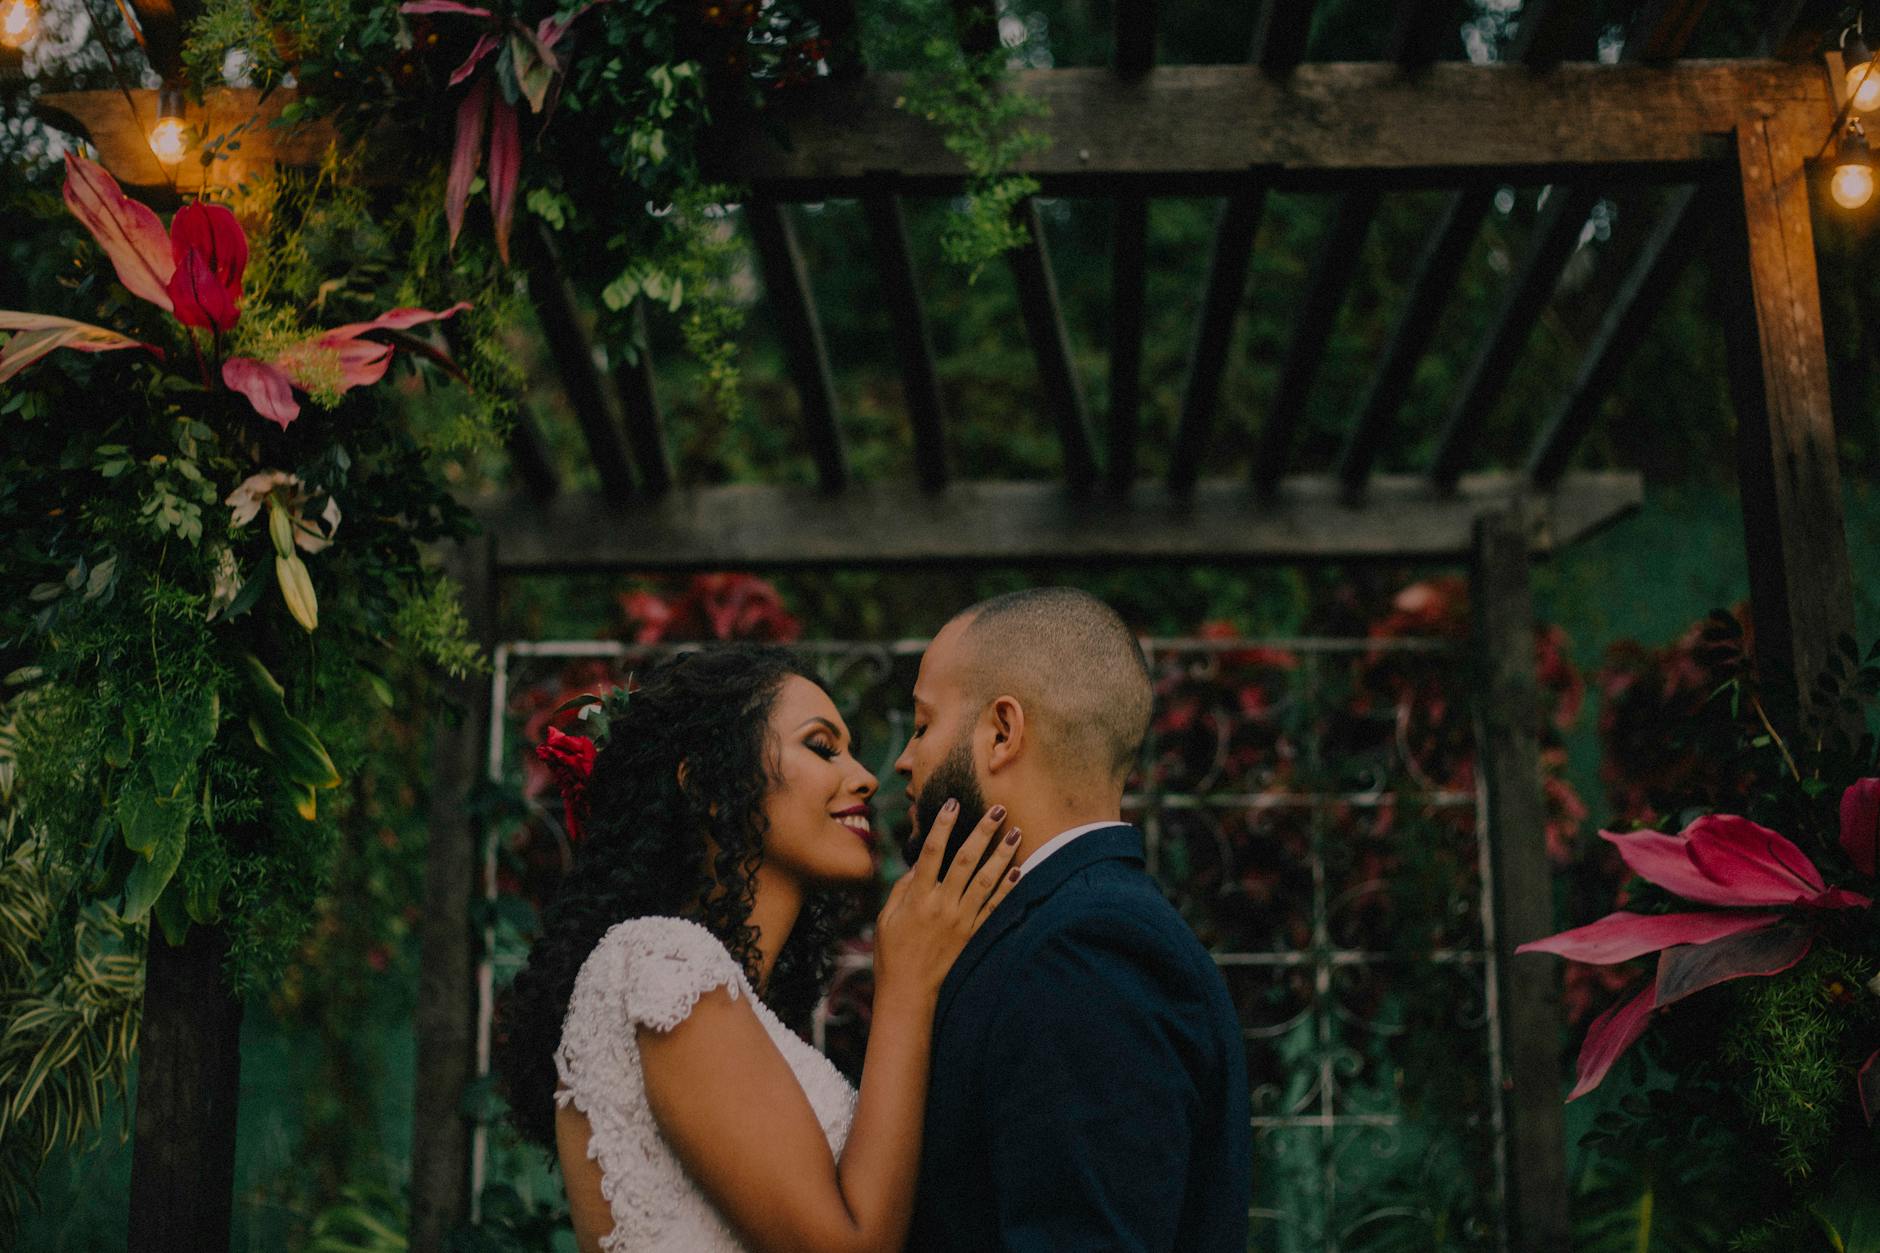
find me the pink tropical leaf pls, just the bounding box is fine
[536,0,609,49]
[167,247,241,331]
[318,301,472,345]
[1516,910,1786,966]
[1682,814,1827,905]
[0,311,159,382]
[168,202,247,302]
[398,1,493,14]
[1602,828,1742,906]
[223,356,300,429]
[1651,923,1812,1010]
[1569,980,1658,1100]
[61,153,175,312]
[282,302,471,392]
[450,31,501,86]
[487,94,521,265]
[1804,886,1875,911]
[446,75,490,251]
[1860,1050,1879,1125]
[1841,779,1880,877]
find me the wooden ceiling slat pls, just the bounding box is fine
[1114,0,1158,79]
[615,301,672,497]
[862,195,951,493]
[504,412,562,503]
[1507,0,1596,70]
[1167,189,1267,497]
[1427,183,1603,492]
[524,225,637,506]
[1107,194,1149,494]
[1252,187,1382,492]
[1334,189,1494,495]
[747,199,849,493]
[1387,0,1455,70]
[1253,0,1317,76]
[1525,184,1707,488]
[477,472,1643,571]
[1008,202,1101,492]
[1625,0,1714,65]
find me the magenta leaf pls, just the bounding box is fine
[1802,885,1875,911]
[1841,779,1880,877]
[167,246,240,331]
[399,1,494,15]
[536,0,609,49]
[487,94,520,265]
[223,356,300,429]
[61,153,175,312]
[318,302,471,344]
[1682,814,1827,905]
[1602,828,1741,905]
[1651,923,1812,1010]
[1516,909,1786,966]
[1569,980,1657,1100]
[450,32,500,86]
[446,76,490,251]
[1860,1050,1879,1126]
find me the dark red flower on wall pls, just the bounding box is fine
[536,725,597,842]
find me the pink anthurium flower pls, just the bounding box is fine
[165,202,248,331]
[1518,811,1873,1100]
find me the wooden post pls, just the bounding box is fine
[411,535,497,1250]
[127,920,243,1253]
[1471,509,1570,1253]
[1723,111,1858,728]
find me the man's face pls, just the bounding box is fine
[894,618,991,873]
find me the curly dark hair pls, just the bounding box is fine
[496,644,847,1151]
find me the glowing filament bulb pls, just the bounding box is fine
[1851,58,1880,113]
[149,86,194,164]
[1834,120,1877,211]
[0,0,38,48]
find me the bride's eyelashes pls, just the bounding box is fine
[806,733,840,761]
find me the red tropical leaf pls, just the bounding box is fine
[1516,909,1785,966]
[61,153,175,311]
[1650,923,1812,1010]
[1840,778,1880,877]
[446,75,490,251]
[1569,980,1658,1100]
[222,356,300,429]
[487,93,521,265]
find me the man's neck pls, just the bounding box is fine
[1003,806,1122,867]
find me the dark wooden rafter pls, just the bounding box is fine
[1427,183,1604,492]
[862,194,950,493]
[1252,0,1316,76]
[503,410,562,502]
[1107,0,1156,493]
[1507,0,1596,71]
[1167,188,1266,496]
[1386,0,1454,71]
[1428,0,1711,492]
[478,471,1641,571]
[522,223,638,505]
[615,301,672,497]
[746,198,849,493]
[1250,0,1454,493]
[953,0,1099,493]
[802,0,864,80]
[1525,184,1708,487]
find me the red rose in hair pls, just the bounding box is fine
[536,725,596,841]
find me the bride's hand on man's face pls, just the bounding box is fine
[873,799,1022,998]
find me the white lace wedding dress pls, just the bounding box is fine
[554,915,858,1251]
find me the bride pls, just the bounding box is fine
[496,645,1021,1252]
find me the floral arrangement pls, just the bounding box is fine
[0,149,488,1221]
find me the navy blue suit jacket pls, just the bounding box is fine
[908,825,1251,1252]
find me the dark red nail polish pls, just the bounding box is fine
[989,804,1006,822]
[1005,828,1020,845]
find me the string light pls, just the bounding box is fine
[148,84,195,165]
[1833,119,1876,211]
[0,0,38,49]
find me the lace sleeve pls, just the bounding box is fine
[612,916,746,1033]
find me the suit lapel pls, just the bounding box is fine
[933,824,1146,1031]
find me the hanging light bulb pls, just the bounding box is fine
[1847,27,1880,113]
[0,0,38,48]
[1833,119,1876,211]
[148,85,195,165]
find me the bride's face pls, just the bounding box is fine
[758,675,880,887]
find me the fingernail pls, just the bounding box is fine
[1005,827,1020,845]
[1008,868,1021,882]
[943,798,959,814]
[988,805,1006,822]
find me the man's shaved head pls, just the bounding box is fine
[952,588,1151,785]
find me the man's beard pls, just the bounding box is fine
[908,735,990,878]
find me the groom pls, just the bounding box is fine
[895,588,1251,1251]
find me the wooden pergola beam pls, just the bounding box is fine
[1509,0,1595,70]
[125,0,200,83]
[1525,184,1708,487]
[1114,0,1158,78]
[473,471,1641,571]
[523,225,638,506]
[1253,0,1316,76]
[1386,0,1454,71]
[47,62,1834,198]
[1167,188,1265,497]
[615,301,672,498]
[862,195,950,493]
[1007,202,1100,491]
[1427,184,1604,492]
[1108,1,1156,492]
[503,411,562,502]
[747,198,849,493]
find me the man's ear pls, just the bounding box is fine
[984,696,1025,773]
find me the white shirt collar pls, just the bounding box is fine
[1016,820,1122,877]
